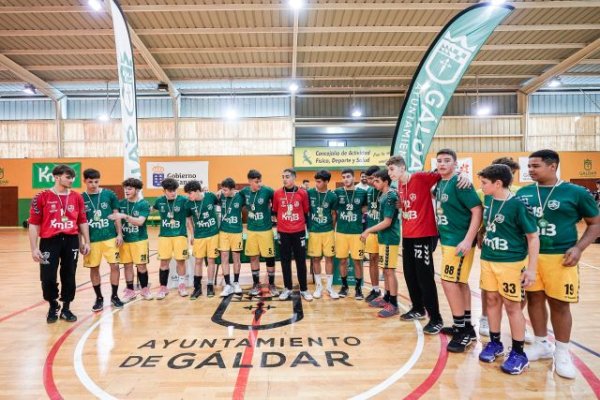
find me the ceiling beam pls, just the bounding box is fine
[0,54,64,100]
[291,9,299,80]
[520,37,600,94]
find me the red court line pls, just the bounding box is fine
[232,301,265,400]
[404,334,449,400]
[572,354,600,399]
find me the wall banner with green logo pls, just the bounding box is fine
[32,163,81,188]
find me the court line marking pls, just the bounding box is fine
[580,261,600,271]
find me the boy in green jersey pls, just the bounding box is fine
[519,150,600,379]
[184,180,220,299]
[240,170,279,297]
[364,165,383,303]
[477,164,539,375]
[218,178,244,297]
[153,178,189,300]
[82,169,124,312]
[307,170,339,299]
[110,178,152,301]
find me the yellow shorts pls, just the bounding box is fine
[219,231,243,252]
[245,230,275,257]
[307,231,335,258]
[365,234,379,254]
[440,245,475,284]
[526,254,579,303]
[84,238,119,268]
[335,232,364,260]
[480,259,526,302]
[120,240,149,265]
[378,245,399,269]
[158,236,189,261]
[192,234,220,259]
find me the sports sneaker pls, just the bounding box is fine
[447,331,474,353]
[479,316,490,337]
[300,291,313,301]
[140,287,153,300]
[122,288,137,303]
[465,324,477,342]
[501,349,529,375]
[400,309,426,321]
[190,287,202,300]
[365,289,380,303]
[338,286,349,298]
[313,285,323,299]
[327,287,339,299]
[207,285,215,298]
[369,297,387,308]
[269,285,280,297]
[441,325,477,342]
[249,283,261,297]
[156,285,169,300]
[441,326,457,336]
[423,320,444,335]
[92,297,104,312]
[111,296,124,309]
[46,303,60,324]
[524,326,534,344]
[59,309,77,322]
[479,341,505,363]
[525,340,555,361]
[178,283,189,297]
[378,303,399,318]
[354,287,364,300]
[220,284,234,297]
[233,282,243,295]
[554,350,576,379]
[279,288,292,301]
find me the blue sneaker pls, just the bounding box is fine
[501,349,529,375]
[479,341,504,363]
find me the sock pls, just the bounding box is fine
[194,275,201,289]
[314,274,322,287]
[535,335,548,343]
[355,278,363,289]
[383,291,390,303]
[512,339,525,355]
[453,315,465,329]
[326,274,333,288]
[252,270,260,285]
[126,281,134,290]
[234,273,240,283]
[207,279,214,285]
[138,271,148,288]
[464,310,472,326]
[480,315,488,321]
[341,276,348,288]
[490,331,501,344]
[111,284,118,298]
[178,275,186,286]
[62,301,70,310]
[555,340,570,354]
[389,295,398,307]
[373,285,380,292]
[93,284,103,299]
[268,271,275,285]
[159,269,169,286]
[224,274,231,285]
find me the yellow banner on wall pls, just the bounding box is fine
[293,146,390,170]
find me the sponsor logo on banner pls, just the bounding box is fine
[146,162,209,189]
[0,166,7,185]
[579,159,597,177]
[32,162,81,189]
[293,146,390,170]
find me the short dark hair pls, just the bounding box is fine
[247,169,262,180]
[283,168,296,177]
[83,168,100,180]
[122,178,143,190]
[436,148,457,161]
[386,156,406,168]
[221,177,236,189]
[341,168,354,176]
[478,164,513,188]
[492,156,520,173]
[184,180,202,193]
[529,149,560,166]
[373,169,391,185]
[302,179,309,184]
[314,169,331,182]
[52,164,75,178]
[365,165,380,176]
[161,178,179,191]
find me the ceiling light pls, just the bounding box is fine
[574,115,581,121]
[548,78,561,88]
[88,0,103,12]
[288,82,299,93]
[225,108,238,120]
[476,106,491,116]
[328,140,346,147]
[289,0,304,10]
[490,0,506,5]
[351,108,363,118]
[23,84,36,95]
[97,113,109,122]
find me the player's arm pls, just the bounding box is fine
[186,216,195,245]
[78,223,91,256]
[28,223,42,262]
[563,214,600,266]
[455,205,483,256]
[360,217,392,241]
[113,208,124,246]
[522,231,539,287]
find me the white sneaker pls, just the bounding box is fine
[155,285,169,300]
[300,291,313,301]
[313,286,323,299]
[525,340,555,361]
[233,282,242,294]
[524,326,534,344]
[479,316,490,337]
[178,283,189,297]
[554,350,576,379]
[140,287,153,300]
[220,284,234,297]
[327,287,340,299]
[279,288,292,301]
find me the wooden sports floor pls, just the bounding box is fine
[1,226,599,399]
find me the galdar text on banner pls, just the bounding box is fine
[293,147,390,170]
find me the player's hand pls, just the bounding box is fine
[521,269,536,288]
[80,243,90,256]
[190,238,194,246]
[115,235,123,247]
[108,213,123,221]
[455,239,471,257]
[476,229,485,249]
[360,231,369,242]
[32,249,43,263]
[562,246,582,267]
[456,173,472,189]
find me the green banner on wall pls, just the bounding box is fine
[32,162,81,188]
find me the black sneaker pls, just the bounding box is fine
[92,297,104,312]
[400,309,426,321]
[207,285,215,298]
[423,320,444,335]
[190,287,202,300]
[338,286,349,298]
[365,289,380,303]
[354,287,364,300]
[441,326,459,336]
[447,331,474,353]
[60,309,77,322]
[111,296,124,309]
[46,303,61,324]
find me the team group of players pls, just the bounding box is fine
[29,149,599,378]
